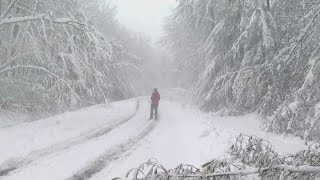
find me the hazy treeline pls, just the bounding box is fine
[163,0,320,142]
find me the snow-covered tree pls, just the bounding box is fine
[0,0,141,113]
[164,0,320,141]
[267,1,320,141]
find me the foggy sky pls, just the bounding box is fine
[114,0,175,40]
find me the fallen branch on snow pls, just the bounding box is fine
[119,164,320,180]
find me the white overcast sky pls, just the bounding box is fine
[114,0,175,40]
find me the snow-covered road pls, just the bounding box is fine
[0,93,307,180]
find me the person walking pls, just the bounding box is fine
[150,88,160,120]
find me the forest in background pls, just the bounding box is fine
[0,0,173,119]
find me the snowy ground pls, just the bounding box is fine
[0,91,307,180]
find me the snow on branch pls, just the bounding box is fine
[0,65,77,97]
[271,4,320,69]
[0,14,86,27]
[0,52,33,70]
[167,165,320,177]
[119,161,320,180]
[0,0,142,113]
[118,134,320,180]
[0,0,19,19]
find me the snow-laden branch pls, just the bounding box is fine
[0,14,86,27]
[0,52,33,70]
[0,14,44,26]
[125,165,320,180]
[166,165,320,178]
[272,4,320,68]
[0,0,19,19]
[0,65,77,98]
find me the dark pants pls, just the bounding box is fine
[150,104,158,119]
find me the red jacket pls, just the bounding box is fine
[151,91,160,105]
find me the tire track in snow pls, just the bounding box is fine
[0,101,140,177]
[66,121,157,180]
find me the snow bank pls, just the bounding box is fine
[0,99,137,165]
